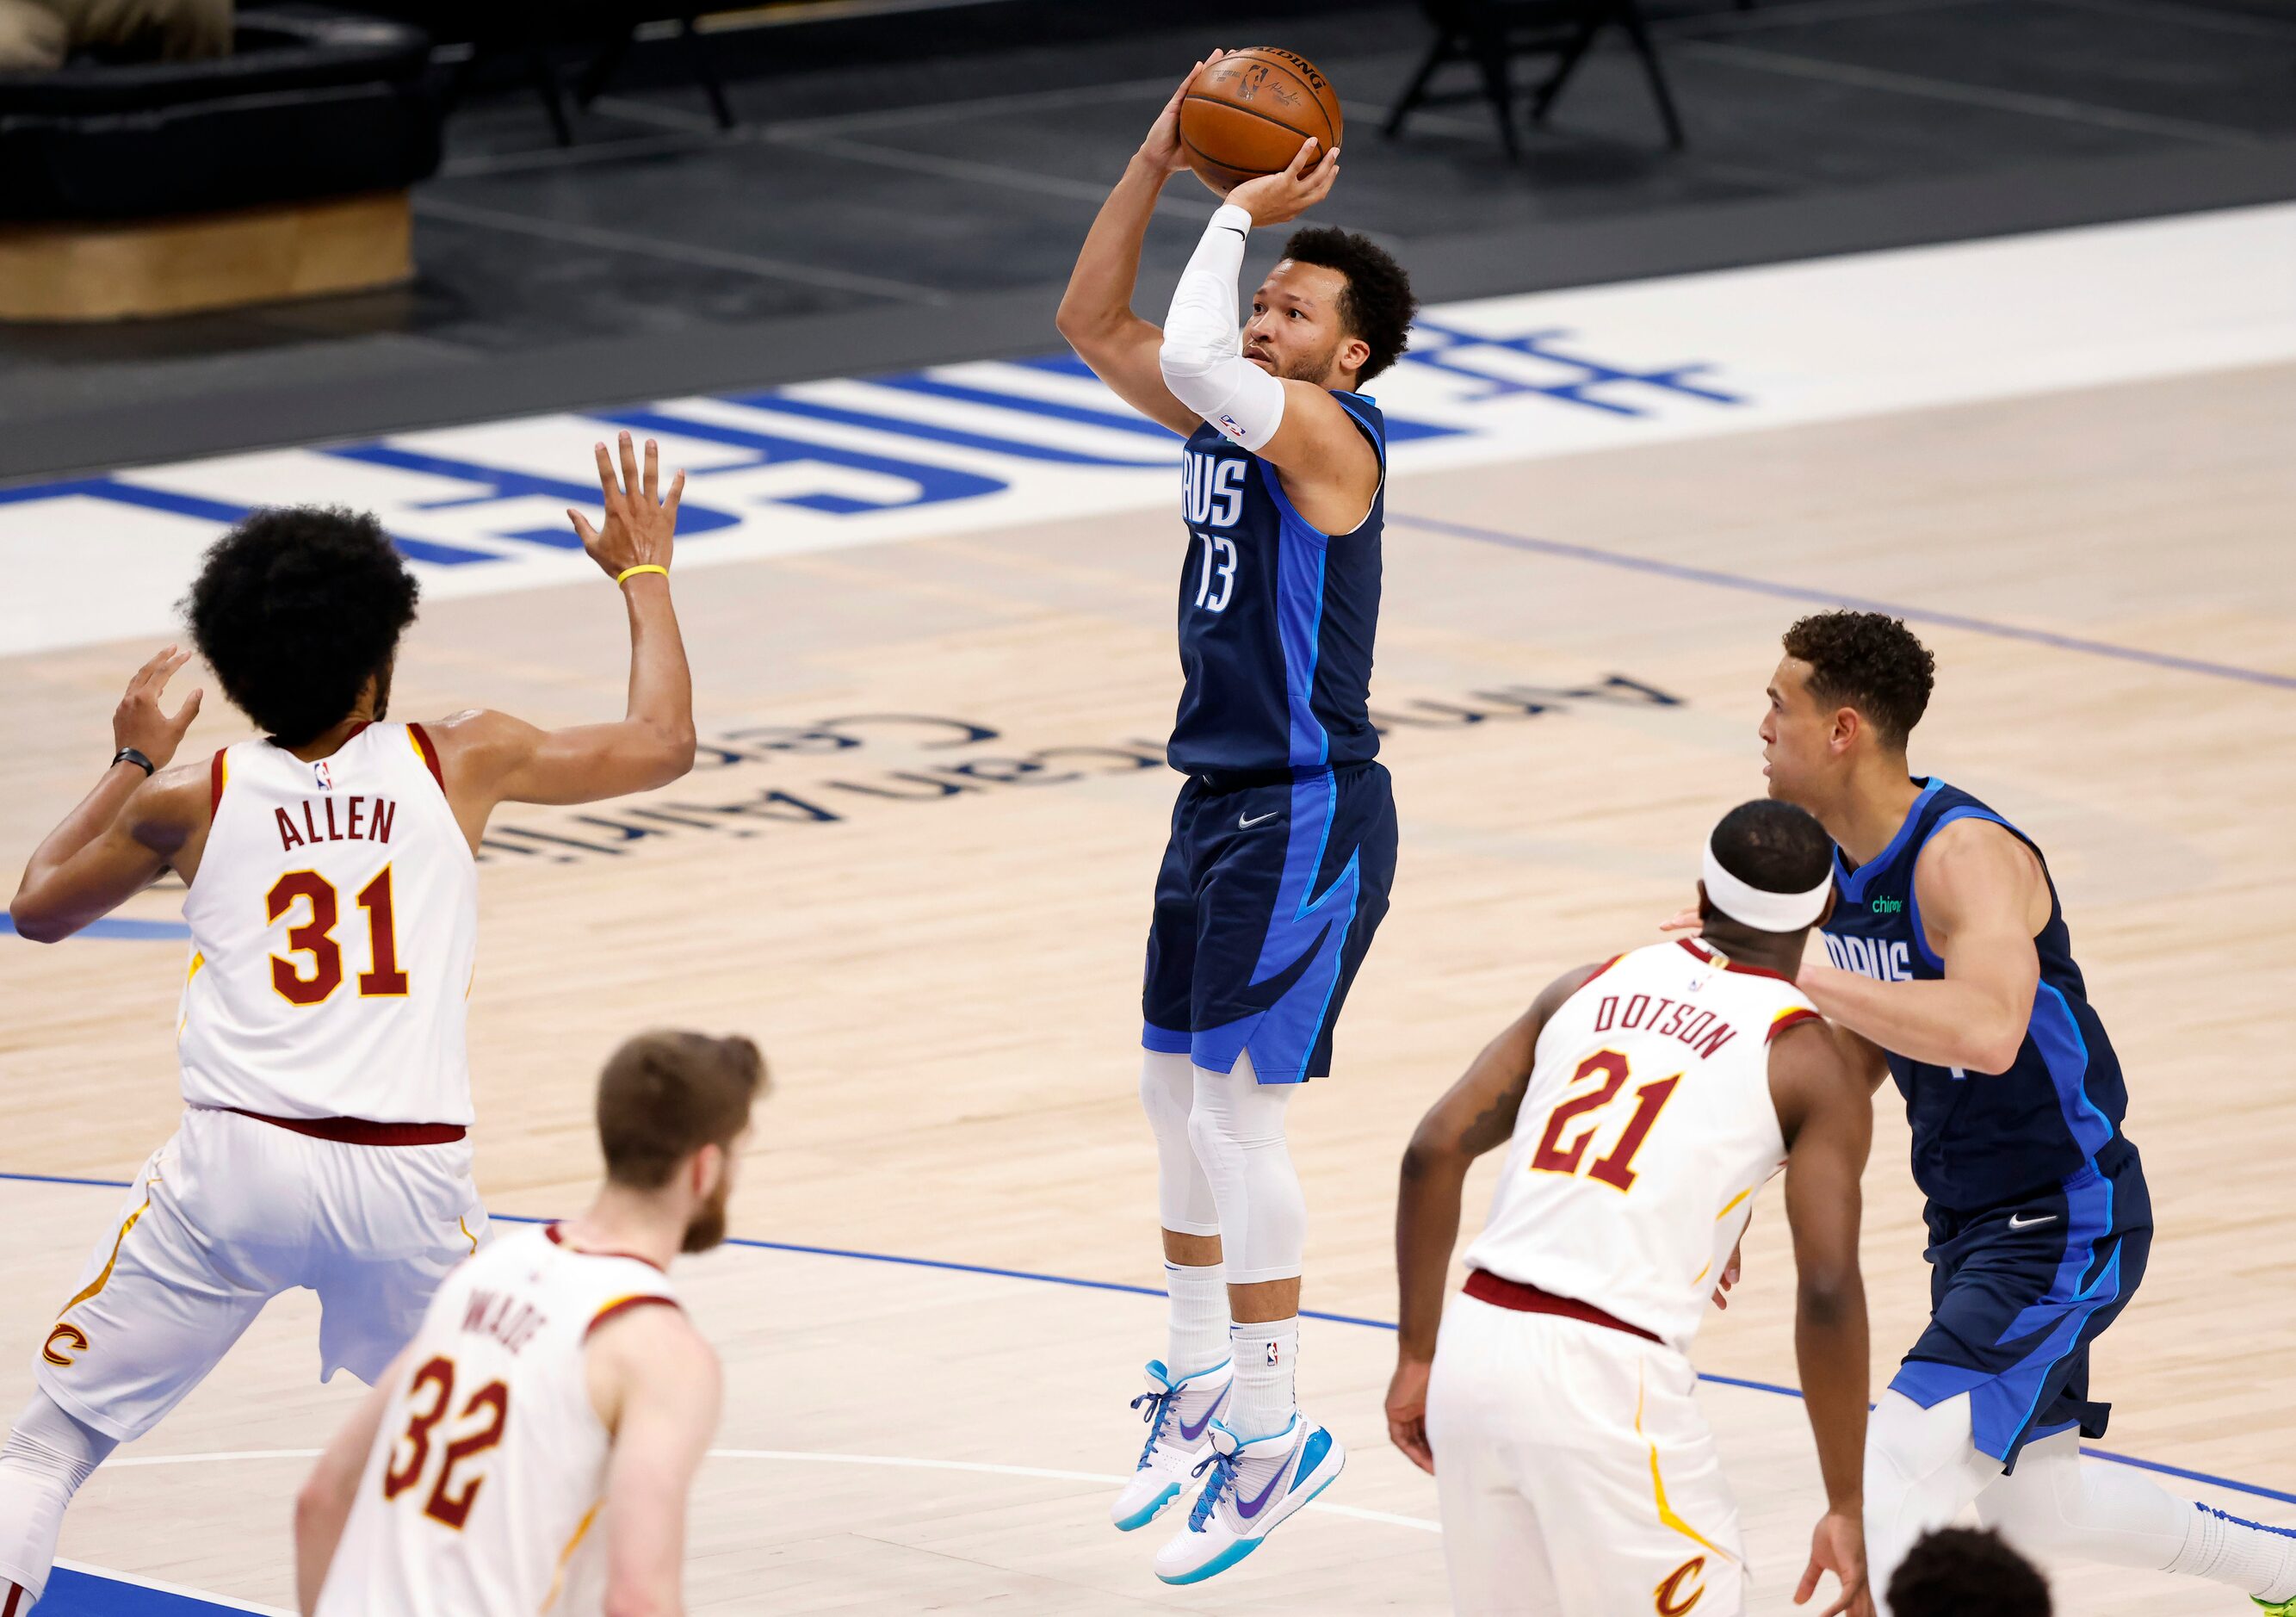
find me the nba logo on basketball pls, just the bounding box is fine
[313,760,334,791]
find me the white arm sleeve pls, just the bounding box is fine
[1159,203,1287,452]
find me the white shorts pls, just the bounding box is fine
[34,1106,488,1442]
[1425,1291,1747,1617]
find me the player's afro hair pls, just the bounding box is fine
[1887,1527,2052,1617]
[1781,610,1936,750]
[183,506,419,748]
[1279,226,1418,384]
[1709,799,1833,912]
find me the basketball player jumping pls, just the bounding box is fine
[1389,801,1877,1617]
[0,434,696,1615]
[1756,610,2296,1615]
[1056,55,1417,1583]
[297,1030,763,1617]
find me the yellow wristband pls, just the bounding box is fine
[616,564,668,585]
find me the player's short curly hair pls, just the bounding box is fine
[1280,226,1418,384]
[1888,1527,2052,1617]
[1780,610,1936,751]
[1708,799,1832,918]
[183,506,419,748]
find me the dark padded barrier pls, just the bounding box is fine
[0,9,442,221]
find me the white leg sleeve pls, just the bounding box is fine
[1185,1052,1304,1286]
[1866,1391,2000,1617]
[1979,1428,2296,1598]
[0,1391,117,1607]
[1141,1050,1220,1236]
[1159,204,1287,451]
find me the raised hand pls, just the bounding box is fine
[568,431,685,582]
[1796,1509,1873,1617]
[1225,137,1339,226]
[114,646,203,769]
[1141,51,1224,178]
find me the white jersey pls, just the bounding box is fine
[178,721,477,1124]
[1463,938,1819,1352]
[318,1225,678,1617]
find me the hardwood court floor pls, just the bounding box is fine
[2,360,2292,1613]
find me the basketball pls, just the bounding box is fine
[1179,48,1344,194]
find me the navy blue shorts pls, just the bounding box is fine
[1142,761,1396,1085]
[1891,1143,2151,1466]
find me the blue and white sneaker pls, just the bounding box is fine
[1111,1359,1234,1531]
[1151,1414,1346,1584]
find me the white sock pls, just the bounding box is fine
[0,1393,116,1610]
[2168,1502,2296,1600]
[1976,1426,2296,1601]
[1164,1261,1229,1378]
[1227,1317,1299,1440]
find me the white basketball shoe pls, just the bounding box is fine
[1111,1359,1235,1532]
[1151,1414,1346,1584]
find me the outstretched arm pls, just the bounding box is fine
[1385,963,1599,1473]
[1799,820,2044,1074]
[10,647,210,941]
[1772,1021,1875,1617]
[591,1306,723,1617]
[429,433,696,844]
[1055,56,1221,437]
[295,1347,409,1615]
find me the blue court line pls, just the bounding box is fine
[9,1170,2292,1510]
[1391,512,2296,693]
[1,915,193,942]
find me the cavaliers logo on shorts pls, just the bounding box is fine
[41,1323,90,1368]
[1655,1555,1706,1614]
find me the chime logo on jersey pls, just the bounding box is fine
[41,1323,89,1368]
[1654,1555,1705,1614]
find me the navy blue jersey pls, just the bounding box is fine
[1821,779,2137,1215]
[1166,393,1384,777]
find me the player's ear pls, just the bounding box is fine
[1829,705,1860,757]
[690,1140,724,1201]
[1338,334,1371,380]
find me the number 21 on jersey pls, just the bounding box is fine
[1528,1050,1682,1193]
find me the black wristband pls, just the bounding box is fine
[112,747,155,777]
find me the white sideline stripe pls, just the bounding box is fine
[101,1446,1443,1533]
[5,202,2293,658]
[53,1558,295,1614]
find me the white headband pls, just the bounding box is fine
[1702,838,1832,932]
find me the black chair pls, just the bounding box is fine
[359,0,736,146]
[0,8,441,220]
[1383,0,1686,156]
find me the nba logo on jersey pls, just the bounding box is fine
[313,759,334,791]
